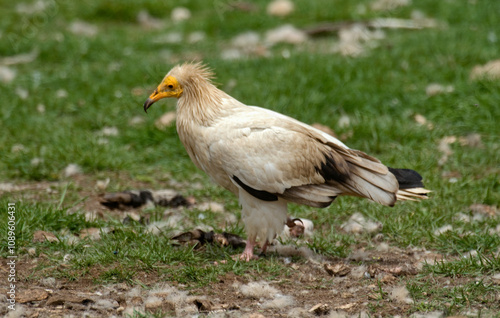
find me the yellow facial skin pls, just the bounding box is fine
[143,76,183,112]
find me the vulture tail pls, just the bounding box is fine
[388,167,431,201]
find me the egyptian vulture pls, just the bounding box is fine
[143,62,430,261]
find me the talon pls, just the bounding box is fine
[235,238,258,261]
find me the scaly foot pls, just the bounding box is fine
[234,239,258,261]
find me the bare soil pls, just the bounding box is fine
[1,177,495,317]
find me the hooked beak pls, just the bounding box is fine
[143,97,155,113]
[143,89,168,113]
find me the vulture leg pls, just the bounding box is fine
[261,240,270,255]
[240,239,258,261]
[238,189,288,261]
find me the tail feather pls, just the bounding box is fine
[279,159,430,207]
[396,188,431,201]
[389,167,431,201]
[338,174,397,206]
[388,167,424,189]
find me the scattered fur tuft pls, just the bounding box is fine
[6,305,26,318]
[389,285,413,304]
[376,242,390,252]
[144,296,162,308]
[262,294,295,309]
[288,307,314,318]
[350,265,368,279]
[409,311,445,318]
[267,244,316,259]
[348,248,371,262]
[240,281,279,299]
[327,310,348,318]
[127,287,142,297]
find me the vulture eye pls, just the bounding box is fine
[167,84,174,89]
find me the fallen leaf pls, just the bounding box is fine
[17,288,49,303]
[193,299,214,312]
[308,303,330,315]
[378,273,397,283]
[324,263,351,276]
[145,298,175,313]
[334,302,356,310]
[33,230,59,243]
[79,228,103,240]
[46,292,94,306]
[368,263,418,277]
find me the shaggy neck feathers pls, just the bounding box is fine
[170,63,229,126]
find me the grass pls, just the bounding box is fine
[1,0,499,315]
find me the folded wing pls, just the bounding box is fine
[208,106,401,208]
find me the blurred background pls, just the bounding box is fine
[0,0,498,186]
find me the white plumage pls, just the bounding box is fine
[143,62,430,260]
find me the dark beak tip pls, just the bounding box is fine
[143,98,154,113]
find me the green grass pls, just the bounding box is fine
[408,278,499,313]
[424,253,500,277]
[1,0,499,315]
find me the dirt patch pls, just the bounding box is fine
[2,178,497,317]
[1,245,460,317]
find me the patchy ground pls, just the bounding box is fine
[2,177,499,318]
[1,246,456,318]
